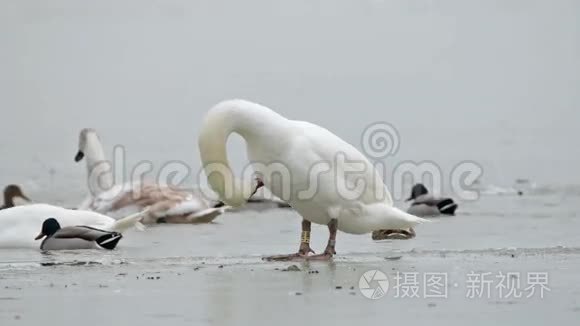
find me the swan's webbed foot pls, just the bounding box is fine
[305,253,333,261]
[306,252,334,260]
[263,220,314,261]
[263,218,338,262]
[262,253,307,262]
[263,236,316,261]
[307,241,336,261]
[263,244,315,261]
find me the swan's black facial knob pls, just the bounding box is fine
[74,151,85,162]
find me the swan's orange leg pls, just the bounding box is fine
[307,218,337,261]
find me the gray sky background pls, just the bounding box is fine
[1,0,579,192]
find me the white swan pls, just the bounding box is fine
[0,204,143,249]
[75,128,227,224]
[198,99,428,261]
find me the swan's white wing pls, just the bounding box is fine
[291,121,393,206]
[89,183,224,224]
[87,183,136,214]
[161,197,211,216]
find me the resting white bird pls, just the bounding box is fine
[198,99,428,261]
[75,128,227,224]
[0,204,144,249]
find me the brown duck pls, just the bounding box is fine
[1,185,31,210]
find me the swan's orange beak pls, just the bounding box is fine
[34,232,45,240]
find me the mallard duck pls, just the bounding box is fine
[406,184,458,217]
[0,203,143,249]
[35,218,123,250]
[371,184,457,241]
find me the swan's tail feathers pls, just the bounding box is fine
[111,208,149,233]
[387,206,431,228]
[410,215,431,224]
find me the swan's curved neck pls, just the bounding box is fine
[198,100,287,206]
[84,133,114,194]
